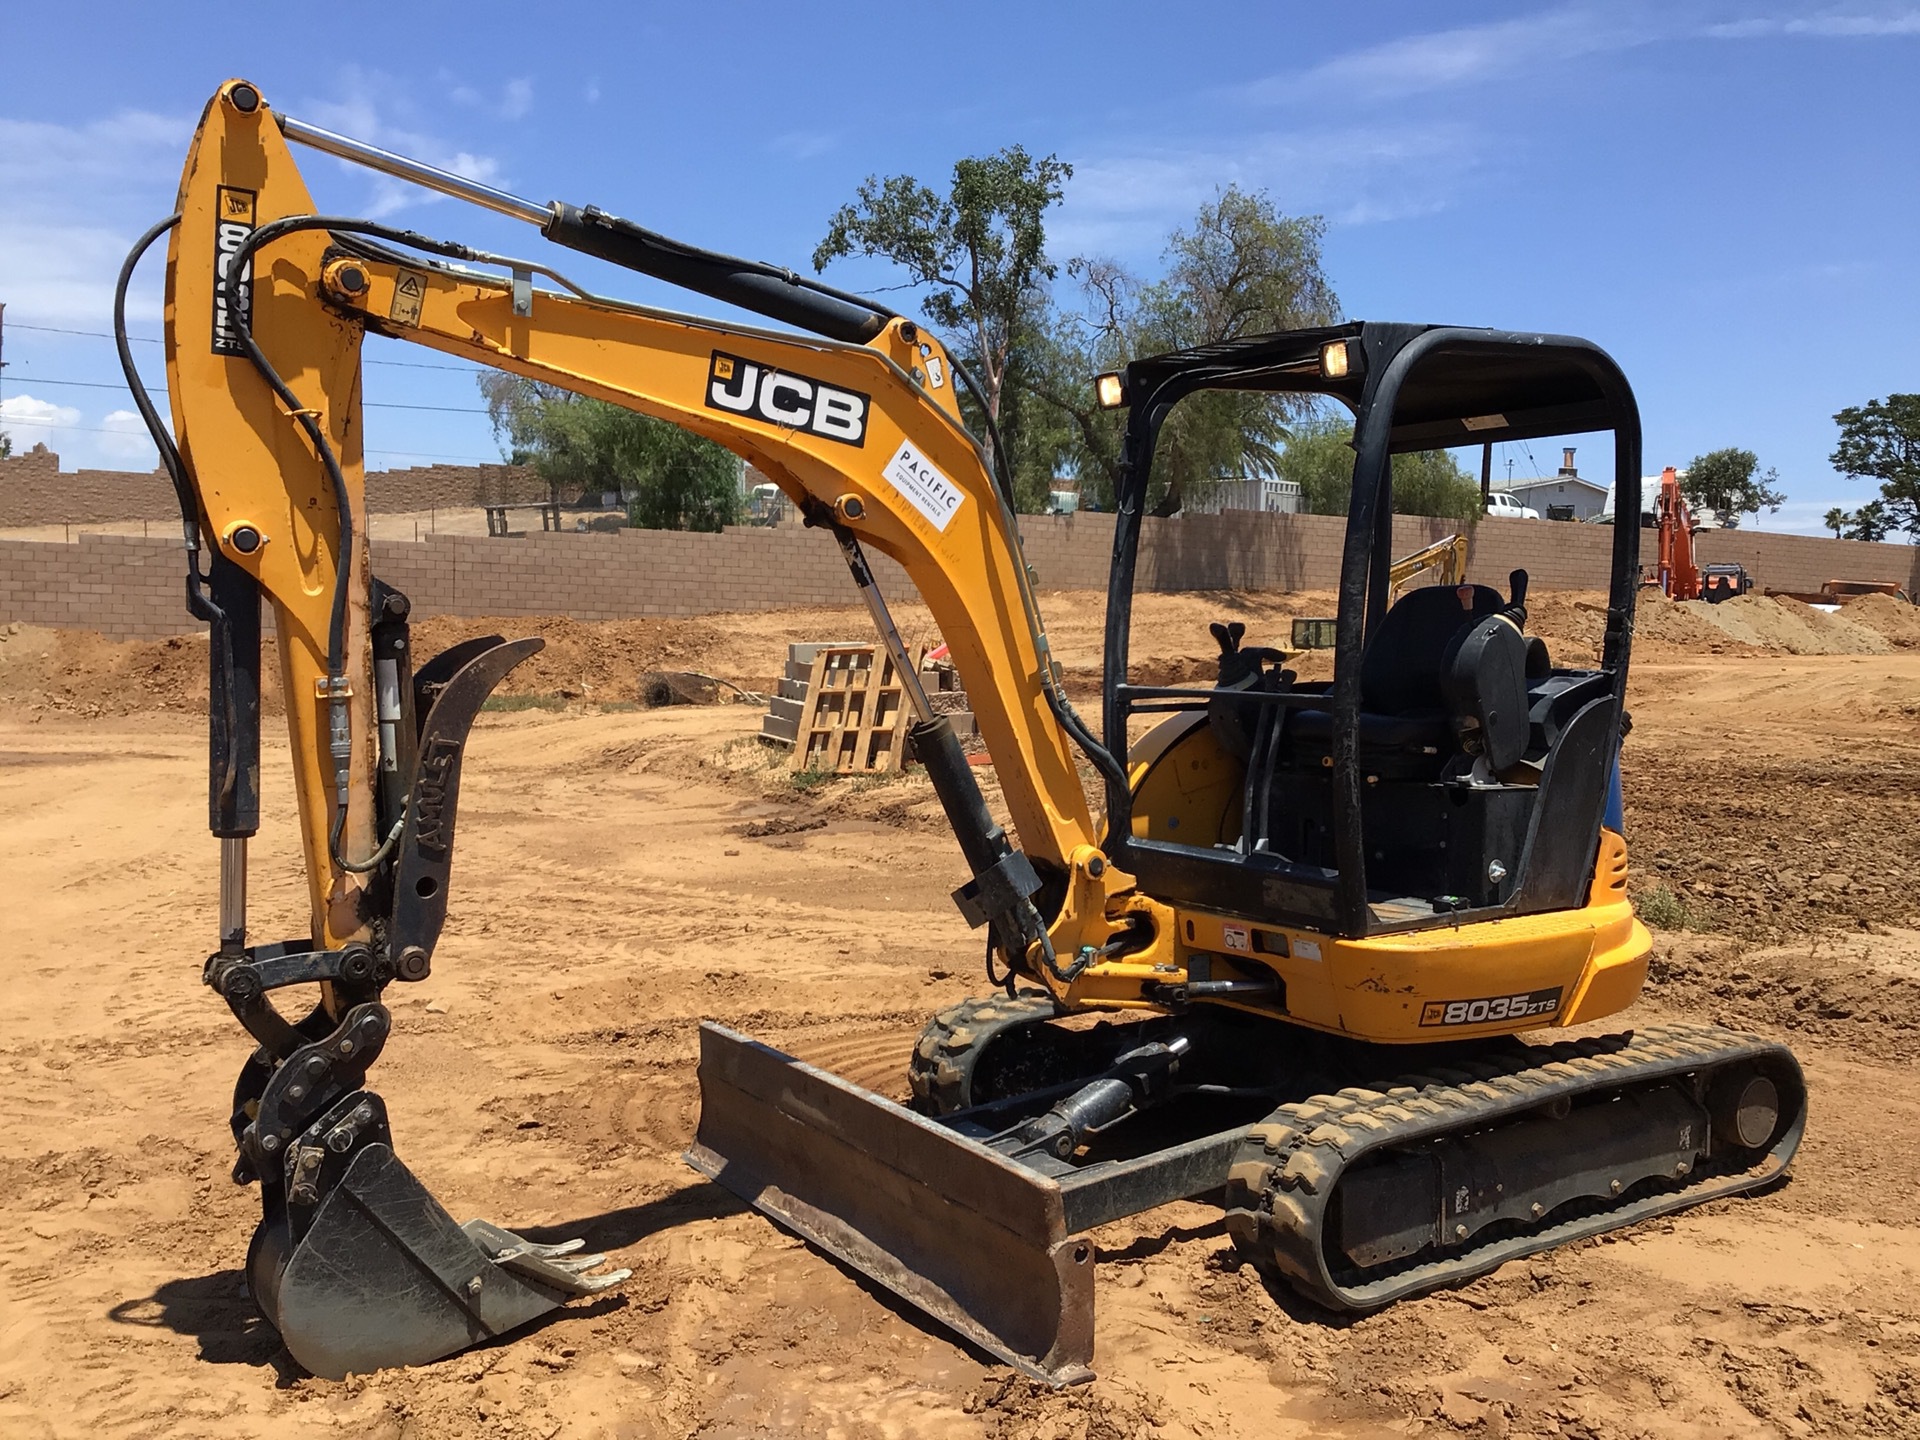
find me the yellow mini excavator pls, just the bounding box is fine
[127,80,1805,1383]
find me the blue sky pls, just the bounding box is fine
[1,2,1914,532]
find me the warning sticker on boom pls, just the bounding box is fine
[879,440,965,533]
[389,270,427,327]
[1419,987,1562,1028]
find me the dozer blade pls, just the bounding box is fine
[685,1022,1097,1385]
[262,1142,630,1379]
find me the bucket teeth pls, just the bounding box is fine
[266,1143,630,1378]
[462,1219,632,1293]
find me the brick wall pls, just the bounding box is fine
[0,447,541,526]
[0,447,180,526]
[1696,526,1920,595]
[4,514,1915,642]
[364,463,544,511]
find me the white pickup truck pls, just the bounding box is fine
[1485,491,1541,519]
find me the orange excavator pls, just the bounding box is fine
[1652,466,1702,600]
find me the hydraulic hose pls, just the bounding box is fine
[216,212,572,871]
[947,355,1128,798]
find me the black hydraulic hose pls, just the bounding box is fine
[1238,702,1275,854]
[113,215,196,545]
[216,212,495,870]
[947,355,1128,798]
[217,210,593,870]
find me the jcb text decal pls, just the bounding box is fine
[211,186,258,357]
[705,351,869,447]
[1419,987,1561,1027]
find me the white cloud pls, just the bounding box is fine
[769,130,837,162]
[1235,6,1661,106]
[1709,10,1920,38]
[0,394,83,453]
[0,108,187,325]
[96,409,159,468]
[1054,122,1481,258]
[298,66,508,219]
[439,71,534,119]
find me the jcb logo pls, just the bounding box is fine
[211,186,257,357]
[705,351,869,447]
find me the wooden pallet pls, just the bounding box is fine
[791,644,914,774]
[759,641,857,747]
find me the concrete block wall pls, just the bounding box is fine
[0,533,191,635]
[0,448,542,526]
[3,514,1915,642]
[0,448,180,526]
[1697,526,1920,595]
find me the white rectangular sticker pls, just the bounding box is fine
[1222,925,1249,953]
[1292,938,1322,962]
[880,441,965,533]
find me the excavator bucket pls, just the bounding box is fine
[249,1091,629,1379]
[685,1023,1098,1385]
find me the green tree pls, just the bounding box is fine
[1272,410,1359,516]
[480,375,741,532]
[1273,411,1481,522]
[1680,448,1785,529]
[813,146,1071,472]
[0,429,11,459]
[1831,394,1920,540]
[1823,505,1851,538]
[1848,498,1892,542]
[1390,448,1484,523]
[1026,187,1340,514]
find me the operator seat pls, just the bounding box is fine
[1287,578,1533,779]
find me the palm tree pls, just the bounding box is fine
[1823,506,1851,538]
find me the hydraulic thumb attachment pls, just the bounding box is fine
[209,632,628,1377]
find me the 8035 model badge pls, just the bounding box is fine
[1420,987,1562,1027]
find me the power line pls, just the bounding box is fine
[4,322,482,372]
[5,374,489,414]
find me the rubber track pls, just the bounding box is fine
[907,992,1059,1114]
[1222,1020,1806,1310]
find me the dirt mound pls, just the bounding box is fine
[1682,593,1891,655]
[1645,931,1920,1063]
[1631,590,1761,654]
[1844,592,1920,647]
[0,623,269,716]
[411,614,740,702]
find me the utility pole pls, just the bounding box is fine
[0,302,10,457]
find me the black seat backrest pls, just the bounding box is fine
[1441,616,1532,769]
[1360,584,1504,715]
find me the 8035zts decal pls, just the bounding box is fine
[1419,987,1562,1027]
[705,351,869,446]
[211,186,258,356]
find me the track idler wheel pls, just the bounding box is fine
[908,992,1061,1114]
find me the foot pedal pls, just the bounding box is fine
[265,1144,628,1378]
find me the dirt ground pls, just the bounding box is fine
[4,590,1920,1439]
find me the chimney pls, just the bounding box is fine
[1558,446,1577,477]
